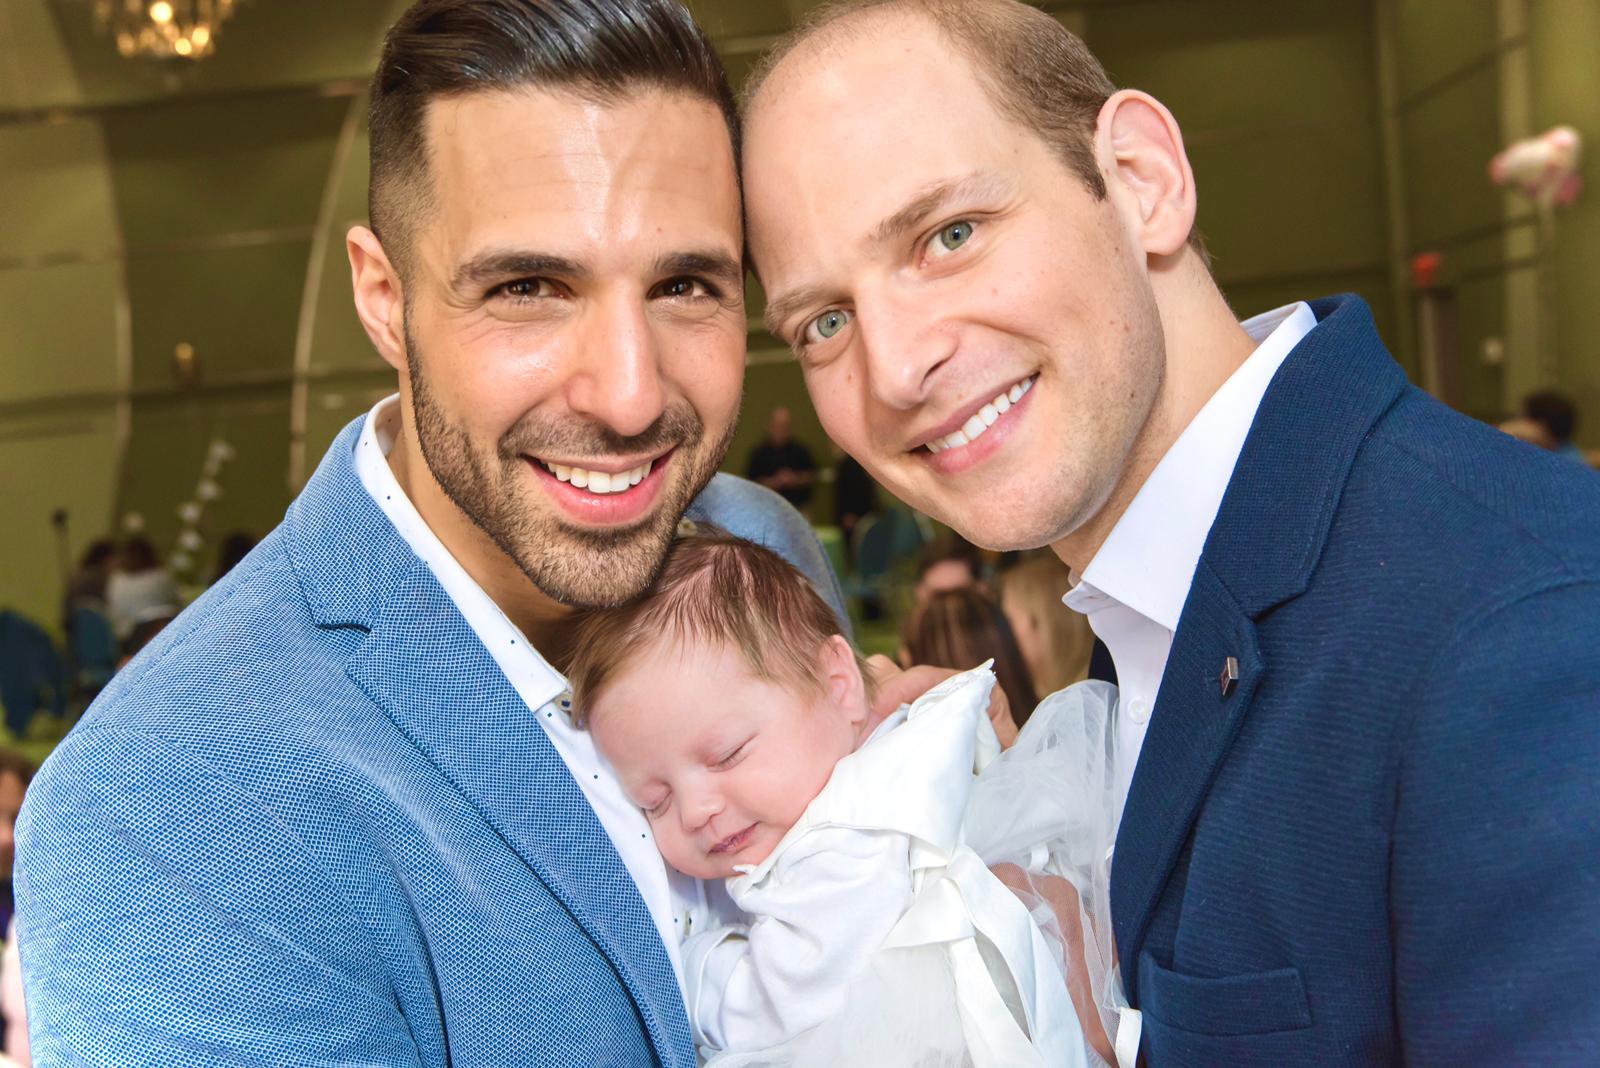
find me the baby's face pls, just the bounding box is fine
[587,635,867,879]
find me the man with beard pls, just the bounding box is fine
[741,1,1600,1065]
[13,2,842,1065]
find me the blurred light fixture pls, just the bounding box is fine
[94,0,244,61]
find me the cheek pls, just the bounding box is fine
[667,328,745,427]
[803,363,868,449]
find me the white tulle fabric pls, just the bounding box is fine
[966,678,1136,1067]
[686,665,1114,1068]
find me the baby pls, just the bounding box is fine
[565,527,1093,1068]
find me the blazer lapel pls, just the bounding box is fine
[345,572,694,1066]
[1108,295,1412,998]
[1110,562,1263,998]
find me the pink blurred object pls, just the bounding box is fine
[1489,125,1584,208]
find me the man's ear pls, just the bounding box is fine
[1093,89,1197,258]
[819,635,869,724]
[347,225,408,373]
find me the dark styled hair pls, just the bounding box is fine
[368,0,740,276]
[902,585,1038,727]
[565,526,872,725]
[746,0,1208,264]
[1522,389,1578,444]
[119,536,160,573]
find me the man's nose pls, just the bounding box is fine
[857,288,957,412]
[565,295,668,439]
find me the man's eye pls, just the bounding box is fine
[803,309,851,345]
[492,278,553,302]
[654,277,716,300]
[929,220,975,256]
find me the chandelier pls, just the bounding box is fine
[94,0,244,61]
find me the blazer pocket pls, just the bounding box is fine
[1138,951,1312,1037]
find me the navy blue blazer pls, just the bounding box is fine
[15,418,847,1067]
[1116,295,1600,1065]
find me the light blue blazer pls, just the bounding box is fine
[15,416,848,1067]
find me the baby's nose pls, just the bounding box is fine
[681,788,723,832]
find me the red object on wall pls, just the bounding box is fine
[1410,251,1442,290]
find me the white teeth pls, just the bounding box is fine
[925,376,1035,454]
[540,460,653,494]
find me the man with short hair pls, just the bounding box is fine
[745,406,818,509]
[743,1,1600,1064]
[15,2,843,1064]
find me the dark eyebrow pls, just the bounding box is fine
[762,172,1014,338]
[653,249,744,291]
[451,251,588,294]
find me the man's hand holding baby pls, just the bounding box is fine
[867,655,1020,748]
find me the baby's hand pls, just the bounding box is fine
[866,657,1020,748]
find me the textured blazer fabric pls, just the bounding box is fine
[1113,295,1600,1066]
[14,418,844,1068]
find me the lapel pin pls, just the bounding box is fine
[1219,656,1240,698]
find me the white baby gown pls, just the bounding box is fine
[683,665,1116,1068]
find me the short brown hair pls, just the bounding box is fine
[745,0,1208,264]
[368,0,740,278]
[565,527,871,726]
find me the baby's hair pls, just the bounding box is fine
[565,526,874,726]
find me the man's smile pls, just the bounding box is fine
[525,447,677,525]
[913,374,1038,475]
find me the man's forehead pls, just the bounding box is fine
[414,87,741,271]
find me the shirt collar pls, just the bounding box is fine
[1066,301,1317,631]
[353,394,567,708]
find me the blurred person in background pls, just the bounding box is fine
[902,586,1037,735]
[999,551,1095,694]
[103,537,178,644]
[1522,389,1590,465]
[746,406,818,510]
[913,534,983,605]
[59,540,114,625]
[831,450,880,551]
[1496,415,1557,450]
[210,532,259,584]
[0,751,30,1068]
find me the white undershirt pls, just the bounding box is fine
[1062,302,1317,816]
[353,394,702,989]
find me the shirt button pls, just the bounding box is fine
[1128,699,1151,725]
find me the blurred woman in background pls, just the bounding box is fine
[998,551,1096,696]
[901,586,1039,728]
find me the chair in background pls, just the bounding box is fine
[69,607,118,699]
[0,611,66,741]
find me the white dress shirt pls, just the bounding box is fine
[1063,302,1317,816]
[353,395,706,989]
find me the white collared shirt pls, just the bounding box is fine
[1063,302,1317,815]
[353,394,704,989]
